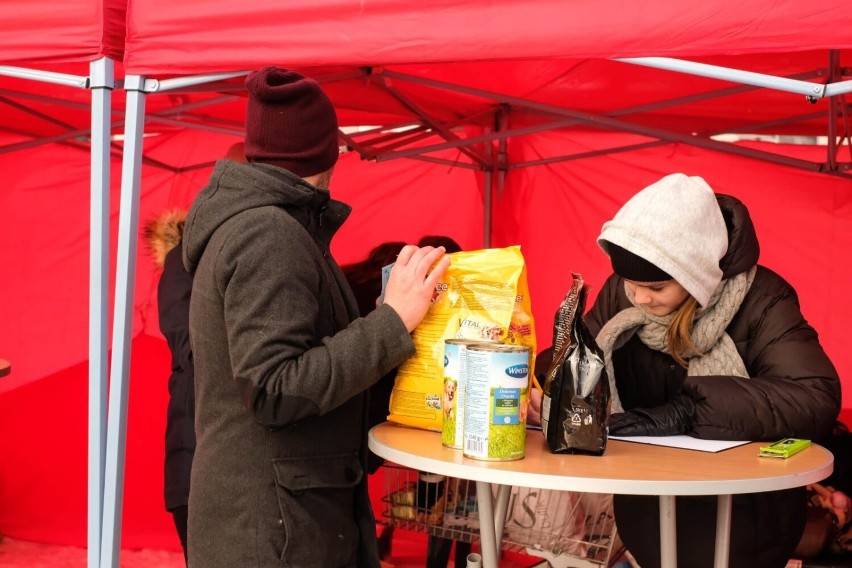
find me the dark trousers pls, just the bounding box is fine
[170,505,188,565]
[427,536,472,568]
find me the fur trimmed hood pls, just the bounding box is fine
[143,209,187,269]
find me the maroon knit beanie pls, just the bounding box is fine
[244,66,339,178]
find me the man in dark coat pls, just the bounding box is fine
[182,66,450,568]
[588,173,841,567]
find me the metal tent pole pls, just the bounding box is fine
[0,65,89,88]
[98,70,254,567]
[483,169,492,248]
[87,58,115,568]
[0,60,113,568]
[483,123,493,248]
[379,70,852,179]
[87,56,114,568]
[496,107,508,197]
[100,74,147,568]
[616,57,827,99]
[827,51,841,171]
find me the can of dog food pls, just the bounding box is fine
[441,339,496,449]
[463,343,531,461]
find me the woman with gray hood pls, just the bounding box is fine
[588,173,840,567]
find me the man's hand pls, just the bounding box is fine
[382,245,451,332]
[608,394,695,437]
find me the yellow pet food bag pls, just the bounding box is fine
[388,246,536,431]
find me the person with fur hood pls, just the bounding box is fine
[588,173,841,567]
[143,208,194,563]
[143,142,245,564]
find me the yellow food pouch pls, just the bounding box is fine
[388,246,536,431]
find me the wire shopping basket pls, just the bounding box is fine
[379,463,624,568]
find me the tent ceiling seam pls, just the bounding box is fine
[354,109,497,162]
[373,73,491,167]
[378,69,852,177]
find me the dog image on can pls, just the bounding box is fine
[442,378,457,419]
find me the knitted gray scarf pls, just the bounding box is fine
[596,266,756,413]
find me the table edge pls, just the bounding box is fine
[368,423,833,496]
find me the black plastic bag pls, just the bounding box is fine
[541,274,609,455]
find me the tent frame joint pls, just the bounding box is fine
[89,58,116,90]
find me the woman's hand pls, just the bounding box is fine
[608,394,695,436]
[527,387,542,426]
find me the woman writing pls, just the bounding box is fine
[585,173,840,567]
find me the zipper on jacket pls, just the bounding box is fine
[318,205,328,228]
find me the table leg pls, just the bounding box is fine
[493,484,511,559]
[714,494,732,568]
[475,480,499,568]
[659,495,676,568]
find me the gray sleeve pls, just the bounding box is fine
[218,213,415,427]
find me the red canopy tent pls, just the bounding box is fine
[0,2,128,567]
[1,1,851,566]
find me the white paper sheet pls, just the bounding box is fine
[609,435,751,453]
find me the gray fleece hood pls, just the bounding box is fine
[182,160,349,273]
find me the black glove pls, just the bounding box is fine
[608,394,695,436]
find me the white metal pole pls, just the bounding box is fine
[100,74,147,568]
[714,494,732,568]
[0,65,89,88]
[617,57,827,99]
[492,484,511,561]
[659,495,677,568]
[87,56,114,568]
[475,481,499,568]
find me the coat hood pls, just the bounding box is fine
[716,194,760,278]
[182,160,347,273]
[142,208,187,269]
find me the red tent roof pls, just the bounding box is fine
[124,0,852,72]
[0,0,124,64]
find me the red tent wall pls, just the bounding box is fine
[1,126,849,548]
[498,131,852,409]
[0,127,485,548]
[0,139,117,393]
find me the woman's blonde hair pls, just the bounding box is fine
[667,295,700,368]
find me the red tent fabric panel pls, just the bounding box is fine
[124,0,852,74]
[0,129,485,548]
[0,127,483,395]
[0,138,116,394]
[0,129,228,397]
[500,131,852,409]
[0,334,177,550]
[1,127,849,548]
[331,148,485,265]
[0,0,125,64]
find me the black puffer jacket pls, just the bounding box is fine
[585,194,841,568]
[159,245,195,511]
[144,210,195,512]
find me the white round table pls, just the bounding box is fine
[369,422,833,568]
